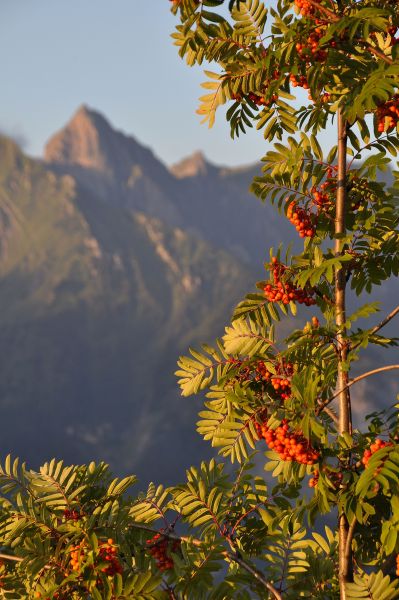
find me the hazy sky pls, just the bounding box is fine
[1,0,284,167]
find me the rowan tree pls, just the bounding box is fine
[0,0,399,598]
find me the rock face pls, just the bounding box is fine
[170,150,216,179]
[45,105,182,225]
[45,105,161,175]
[44,106,294,268]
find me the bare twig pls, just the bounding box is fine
[0,553,23,563]
[227,552,283,600]
[351,304,399,352]
[130,522,282,599]
[317,365,399,414]
[322,404,339,425]
[305,0,338,20]
[344,517,357,564]
[369,305,399,336]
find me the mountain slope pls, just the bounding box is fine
[44,106,294,267]
[0,135,254,481]
[45,105,183,226]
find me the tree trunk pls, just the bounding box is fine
[336,109,353,599]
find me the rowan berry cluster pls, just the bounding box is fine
[294,0,315,18]
[227,357,251,384]
[247,92,278,107]
[270,375,291,398]
[63,508,80,521]
[361,438,393,467]
[264,257,316,305]
[396,554,399,577]
[292,0,329,25]
[302,316,320,336]
[231,68,280,107]
[309,466,343,489]
[256,359,294,400]
[34,592,63,600]
[254,360,271,382]
[320,92,331,103]
[255,419,320,465]
[289,74,309,89]
[307,90,331,104]
[288,73,329,105]
[147,531,181,571]
[311,184,331,208]
[273,360,294,399]
[308,469,319,487]
[296,29,328,63]
[98,539,123,576]
[376,95,399,132]
[69,541,86,572]
[287,201,316,238]
[248,92,268,106]
[68,538,122,578]
[325,164,337,179]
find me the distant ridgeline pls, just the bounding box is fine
[0,107,396,482]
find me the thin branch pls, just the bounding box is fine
[335,108,353,595]
[163,584,178,600]
[130,522,203,547]
[227,552,283,600]
[347,134,394,169]
[306,0,338,21]
[0,553,23,563]
[130,522,282,599]
[369,304,399,338]
[350,304,399,352]
[366,45,393,66]
[318,365,399,413]
[321,403,339,425]
[345,364,399,388]
[344,517,357,563]
[230,503,261,536]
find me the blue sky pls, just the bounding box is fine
[0,0,339,168]
[0,0,276,167]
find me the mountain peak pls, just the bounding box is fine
[42,107,181,221]
[44,105,122,171]
[44,105,162,178]
[72,104,111,130]
[170,151,216,179]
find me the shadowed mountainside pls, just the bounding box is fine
[0,134,254,482]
